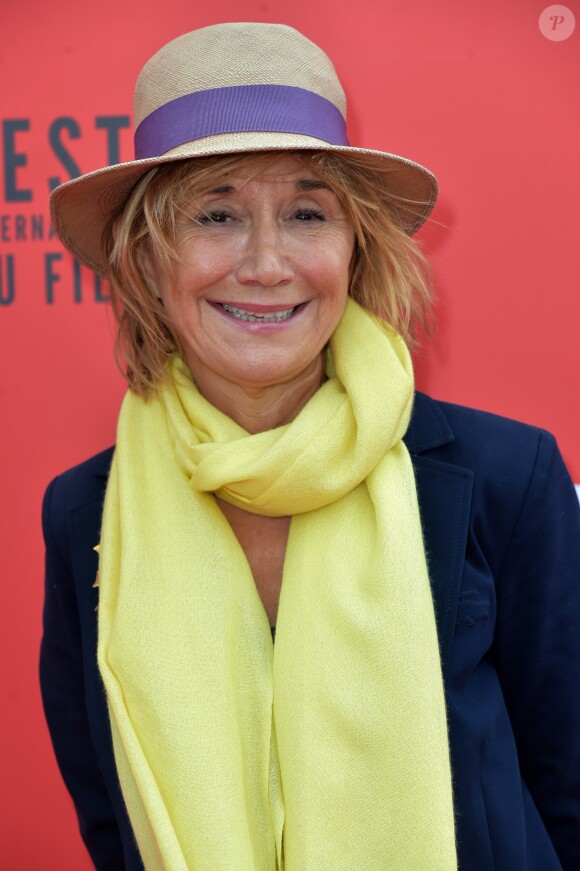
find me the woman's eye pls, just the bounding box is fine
[294,208,325,222]
[196,210,231,224]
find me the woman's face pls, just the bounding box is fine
[146,154,355,396]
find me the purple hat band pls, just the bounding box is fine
[134,84,349,160]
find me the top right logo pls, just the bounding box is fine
[539,5,576,40]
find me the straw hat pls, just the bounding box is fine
[50,22,438,274]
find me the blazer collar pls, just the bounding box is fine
[94,447,114,480]
[404,391,455,454]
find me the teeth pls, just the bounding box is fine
[220,303,296,322]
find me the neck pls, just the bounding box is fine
[185,353,326,434]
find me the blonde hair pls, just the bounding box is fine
[103,150,434,396]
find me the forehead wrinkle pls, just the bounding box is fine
[205,177,330,194]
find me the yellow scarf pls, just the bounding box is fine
[97,298,457,870]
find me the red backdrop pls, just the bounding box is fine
[1,0,578,866]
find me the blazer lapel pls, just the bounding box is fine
[405,394,474,675]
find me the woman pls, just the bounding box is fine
[41,22,580,871]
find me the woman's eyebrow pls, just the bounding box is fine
[206,184,236,194]
[296,179,330,191]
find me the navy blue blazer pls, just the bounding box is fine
[40,393,580,871]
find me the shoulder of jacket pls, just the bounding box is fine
[412,391,554,459]
[410,392,562,506]
[430,394,550,438]
[45,446,114,516]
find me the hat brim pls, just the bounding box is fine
[50,131,438,274]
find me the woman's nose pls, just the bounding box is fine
[236,221,294,287]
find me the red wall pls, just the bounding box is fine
[1,1,578,866]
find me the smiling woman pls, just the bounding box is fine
[40,21,580,871]
[103,149,432,404]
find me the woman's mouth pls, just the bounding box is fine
[217,303,301,323]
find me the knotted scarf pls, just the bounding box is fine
[97,298,457,870]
